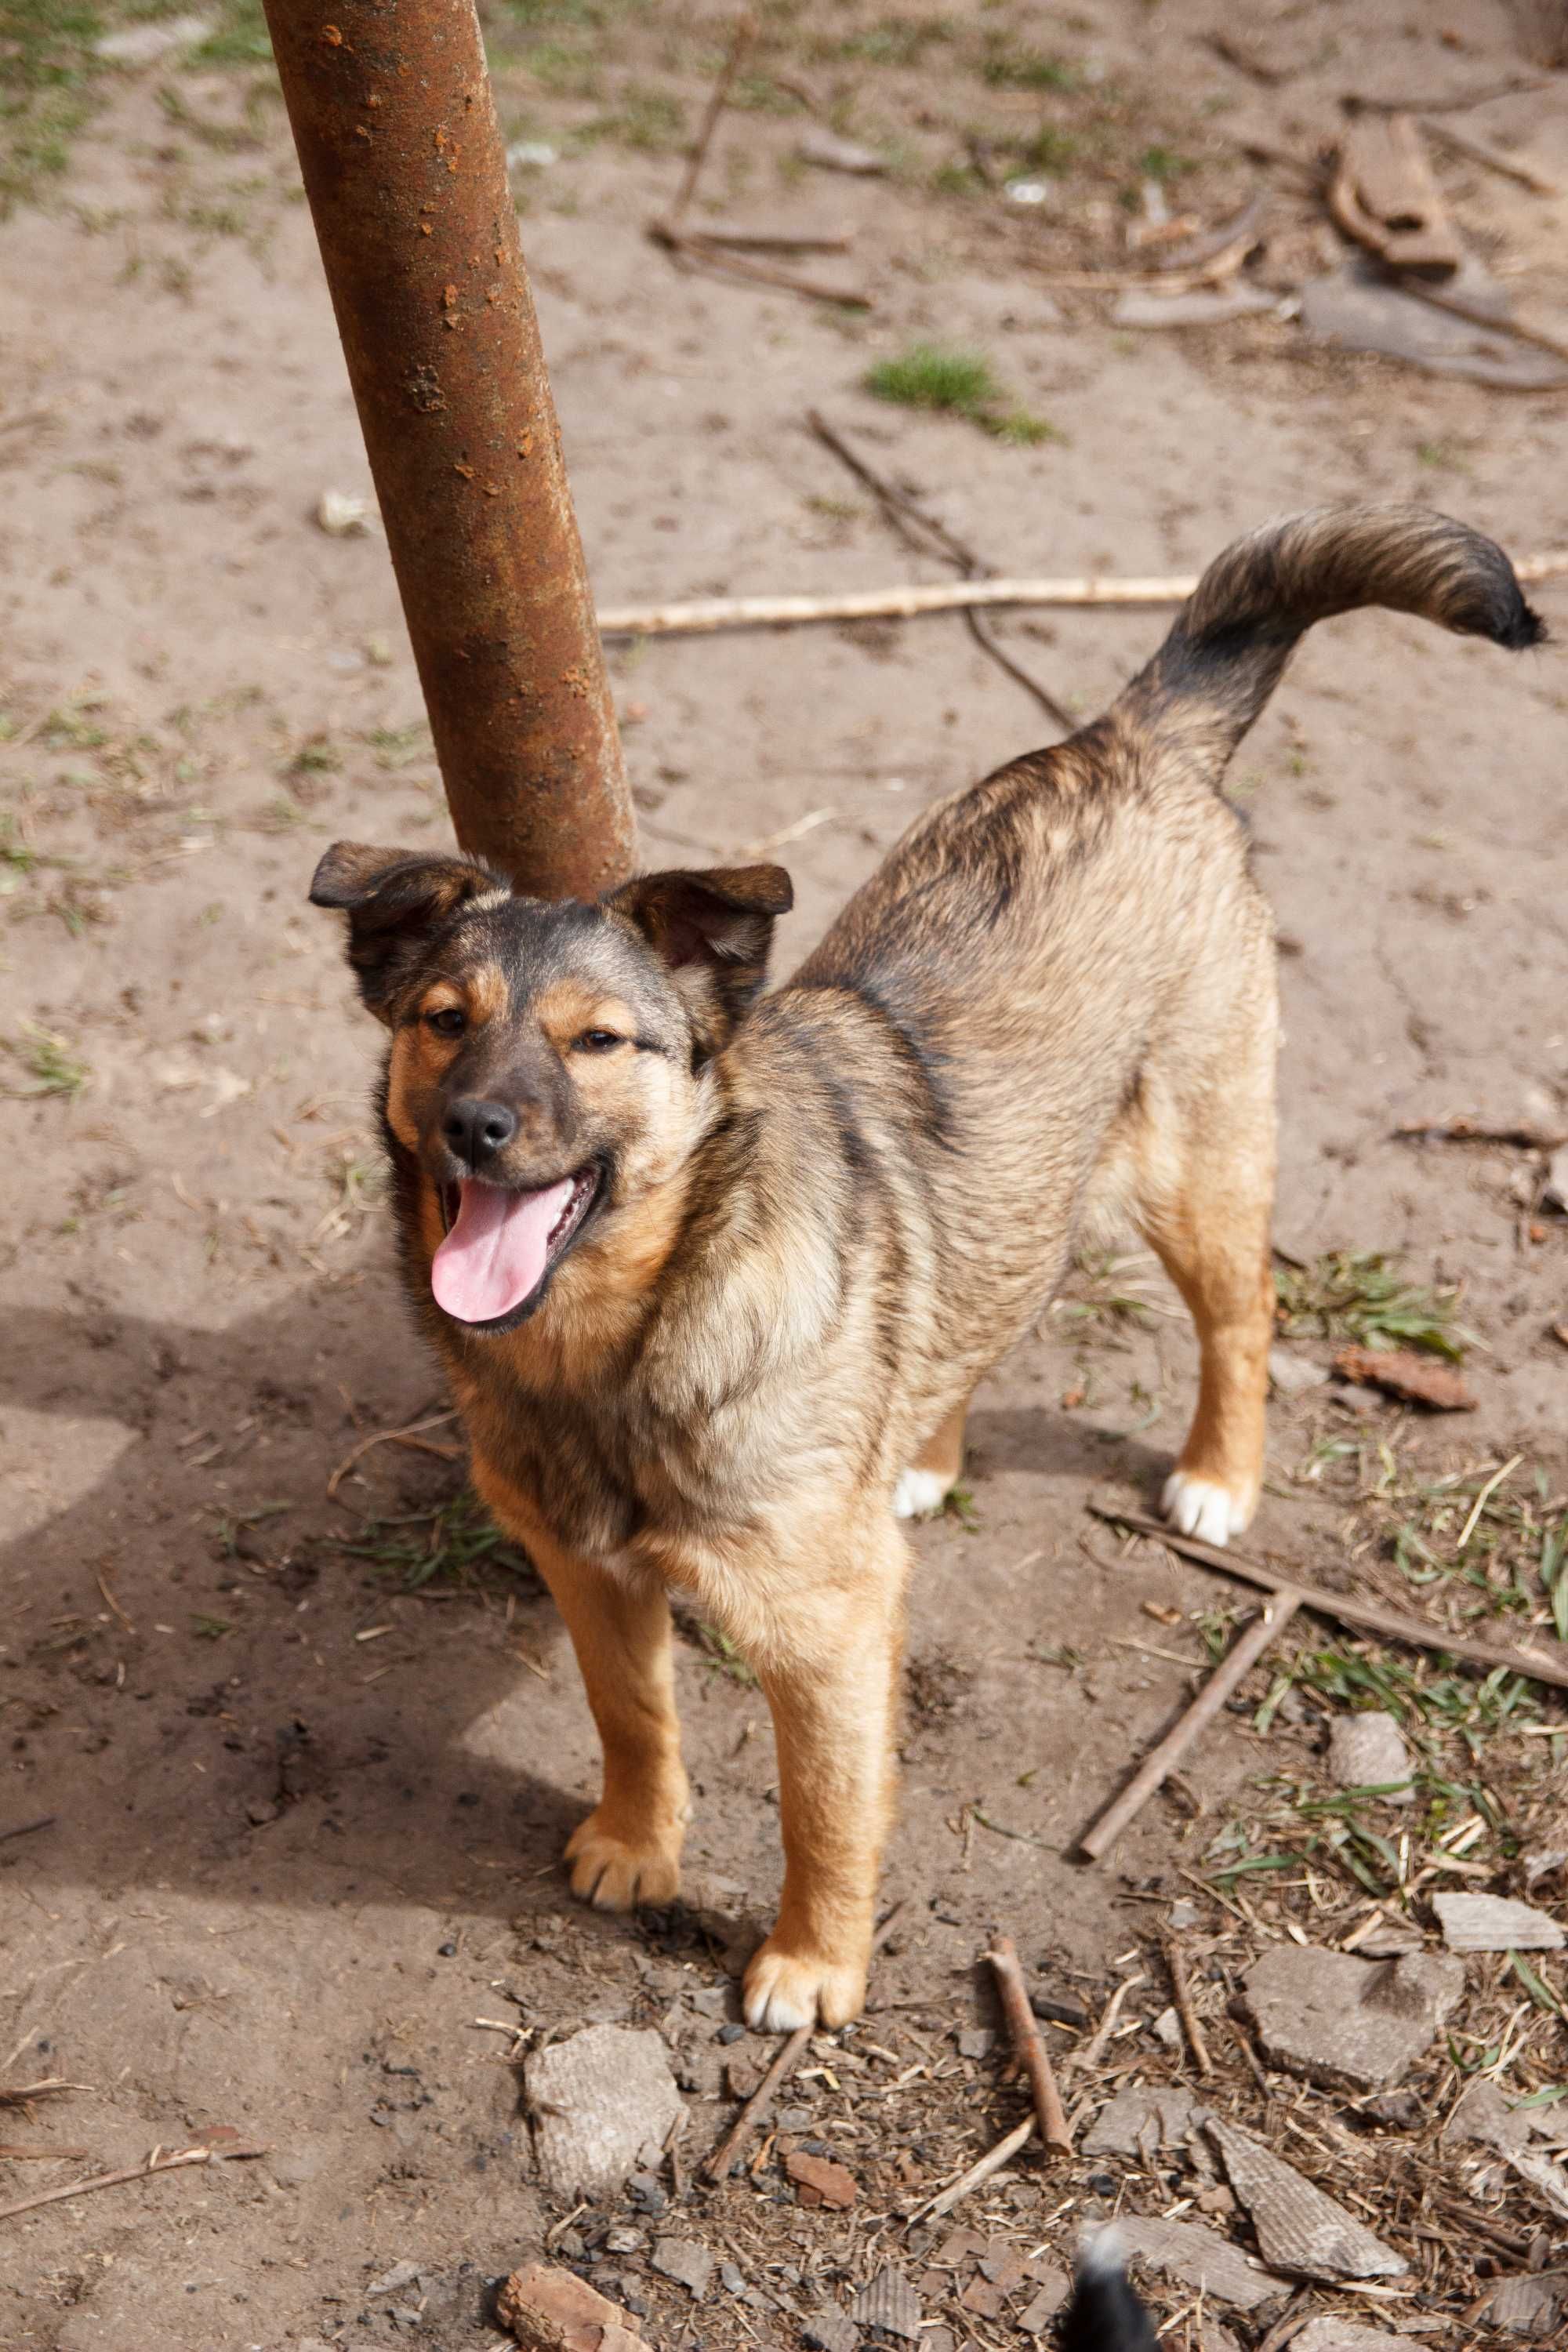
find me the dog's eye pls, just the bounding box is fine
[425,1007,466,1039]
[574,1029,623,1054]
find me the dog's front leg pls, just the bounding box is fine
[743,1514,909,2032]
[472,1458,689,1907]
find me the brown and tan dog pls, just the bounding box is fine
[311,506,1540,2031]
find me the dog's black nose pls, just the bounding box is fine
[443,1097,517,1168]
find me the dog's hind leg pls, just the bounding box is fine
[470,1456,690,1907]
[892,1396,970,1520]
[1131,1030,1276,1549]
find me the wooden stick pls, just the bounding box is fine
[805,408,1073,730]
[1421,118,1559,194]
[909,2114,1035,2223]
[597,552,1568,641]
[668,11,753,227]
[652,226,873,309]
[0,1817,56,1847]
[684,226,852,255]
[701,1904,904,2182]
[1078,1599,1301,1860]
[1087,1504,1568,1692]
[985,1936,1073,2154]
[0,2140,268,2227]
[1162,1933,1213,2079]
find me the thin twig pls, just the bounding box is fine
[1087,1503,1568,1690]
[1079,1598,1301,1860]
[0,1817,56,1848]
[0,2145,89,2161]
[986,1936,1073,2153]
[0,2082,92,2106]
[908,2114,1035,2223]
[326,1410,461,1501]
[1345,74,1551,115]
[651,224,873,308]
[668,11,754,228]
[0,2140,269,2227]
[701,1904,904,2182]
[1421,117,1559,194]
[1393,276,1568,370]
[595,550,1568,641]
[1162,1932,1213,2079]
[808,408,1073,728]
[1063,1973,1143,2078]
[684,226,851,255]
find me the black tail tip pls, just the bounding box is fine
[1058,2231,1160,2352]
[1501,596,1548,653]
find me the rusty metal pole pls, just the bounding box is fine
[260,0,635,898]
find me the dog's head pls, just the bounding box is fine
[309,843,792,1332]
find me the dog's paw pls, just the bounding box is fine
[892,1467,953,1521]
[743,1939,867,2034]
[1161,1469,1254,1548]
[564,1813,682,1911]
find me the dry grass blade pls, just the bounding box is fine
[0,2140,270,2225]
[326,1410,462,1500]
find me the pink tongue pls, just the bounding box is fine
[431,1177,574,1323]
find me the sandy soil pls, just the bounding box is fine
[2,2,1566,2346]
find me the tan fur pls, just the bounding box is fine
[312,506,1540,2031]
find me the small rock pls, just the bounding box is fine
[785,2150,857,2209]
[801,2306,859,2352]
[524,2027,684,2199]
[368,2262,421,2297]
[716,2021,746,2045]
[1083,2087,1208,2158]
[1244,1945,1464,2091]
[724,2055,762,2100]
[797,127,886,175]
[96,12,211,62]
[1327,1712,1414,1803]
[718,2263,745,2294]
[1029,1991,1090,2028]
[1269,1348,1330,1396]
[687,1984,728,2017]
[1543,1146,1568,1215]
[1364,2089,1423,2130]
[652,2238,713,2298]
[1116,2216,1279,2312]
[1017,2267,1069,2332]
[849,2265,923,2341]
[495,2262,642,2350]
[956,2027,995,2060]
[1152,2004,1183,2049]
[1290,2323,1410,2351]
[1473,2272,1567,2338]
[315,488,378,538]
[1169,1900,1201,1930]
[626,2169,666,2215]
[1209,2120,1406,2281]
[602,2227,644,2257]
[775,2104,812,2132]
[1434,1892,1565,1953]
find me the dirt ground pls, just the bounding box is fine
[2,2,1567,2347]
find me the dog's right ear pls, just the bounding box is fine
[309,842,500,1022]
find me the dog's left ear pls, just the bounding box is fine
[608,864,793,1053]
[309,841,500,1022]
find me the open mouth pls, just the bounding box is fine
[431,1164,601,1328]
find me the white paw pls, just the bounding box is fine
[742,1940,867,2033]
[892,1467,952,1521]
[1161,1470,1251,1548]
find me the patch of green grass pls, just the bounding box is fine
[981,44,1077,91]
[368,720,432,771]
[0,814,39,875]
[942,1482,981,1531]
[336,1489,540,1595]
[189,0,271,67]
[1024,122,1078,174]
[864,343,1058,447]
[835,16,954,68]
[692,1621,757,1686]
[5,1022,91,1100]
[1274,1249,1473,1361]
[584,79,684,151]
[1137,143,1194,182]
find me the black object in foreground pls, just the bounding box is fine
[1059,2232,1160,2352]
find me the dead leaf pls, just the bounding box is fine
[1333,1346,1475,1410]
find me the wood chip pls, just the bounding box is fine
[784,2149,857,2209]
[495,2263,643,2350]
[801,2306,859,2352]
[849,2265,922,2341]
[651,2238,713,2297]
[1434,1892,1566,1952]
[1332,1346,1475,1410]
[1208,2121,1408,2281]
[1116,2215,1280,2312]
[1330,113,1461,277]
[1508,2150,1568,2222]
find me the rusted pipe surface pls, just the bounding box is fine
[262,0,634,897]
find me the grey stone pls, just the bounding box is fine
[524,2024,683,2198]
[1083,2087,1210,2158]
[367,2262,420,2298]
[1326,1713,1414,1802]
[1116,2216,1279,2312]
[1244,1944,1464,2091]
[1291,2324,1406,2351]
[1269,1348,1331,1396]
[652,2237,714,2297]
[957,2027,995,2060]
[1209,2122,1406,2282]
[1434,1892,1565,1952]
[802,2307,859,2352]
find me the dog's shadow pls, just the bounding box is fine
[2,1290,1175,1929]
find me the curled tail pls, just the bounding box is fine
[1059,2230,1160,2352]
[1117,503,1543,776]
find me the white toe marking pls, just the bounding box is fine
[893,1467,951,1521]
[1161,1471,1247,1548]
[745,1983,811,2033]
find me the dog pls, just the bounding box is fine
[1060,2232,1160,2352]
[311,504,1538,2034]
